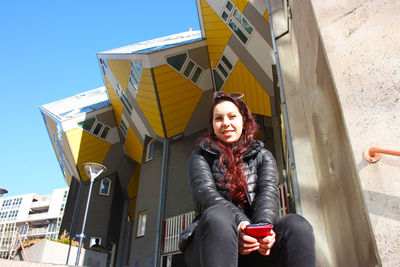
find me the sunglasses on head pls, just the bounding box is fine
[214,91,244,99]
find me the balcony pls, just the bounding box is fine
[27,213,49,221]
[30,200,50,210]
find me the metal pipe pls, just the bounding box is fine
[154,138,169,267]
[266,0,302,214]
[364,146,400,163]
[66,180,83,265]
[75,178,95,266]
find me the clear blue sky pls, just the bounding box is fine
[0,0,200,197]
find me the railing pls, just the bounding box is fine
[162,211,195,254]
[364,146,400,163]
[279,184,289,217]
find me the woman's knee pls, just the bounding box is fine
[199,205,237,233]
[276,214,314,238]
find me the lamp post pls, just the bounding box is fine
[0,188,8,197]
[75,162,106,266]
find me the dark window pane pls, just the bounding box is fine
[222,11,229,21]
[93,122,103,135]
[213,69,224,91]
[221,55,233,70]
[166,53,187,71]
[233,10,253,35]
[191,67,203,83]
[228,20,248,44]
[226,1,233,11]
[78,117,96,132]
[100,179,110,195]
[100,126,110,138]
[183,61,195,77]
[217,63,228,78]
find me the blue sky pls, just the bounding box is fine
[0,0,200,197]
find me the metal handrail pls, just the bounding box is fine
[364,146,400,163]
[266,0,302,215]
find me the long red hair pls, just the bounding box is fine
[199,92,258,207]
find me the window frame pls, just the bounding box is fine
[145,139,155,162]
[137,211,147,237]
[99,177,112,196]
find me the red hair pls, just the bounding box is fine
[199,92,258,207]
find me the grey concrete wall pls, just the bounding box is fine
[165,131,206,218]
[129,139,164,267]
[310,1,400,266]
[274,0,381,266]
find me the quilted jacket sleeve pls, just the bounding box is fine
[251,149,280,224]
[188,148,250,225]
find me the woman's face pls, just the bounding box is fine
[212,100,243,144]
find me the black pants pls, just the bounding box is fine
[184,205,316,267]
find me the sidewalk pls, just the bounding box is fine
[0,259,75,267]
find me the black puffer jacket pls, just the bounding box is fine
[188,140,280,226]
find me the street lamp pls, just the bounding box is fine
[75,162,106,266]
[0,188,8,197]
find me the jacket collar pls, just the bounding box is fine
[199,139,264,158]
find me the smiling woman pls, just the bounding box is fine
[180,92,316,267]
[212,100,243,144]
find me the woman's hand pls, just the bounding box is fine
[238,221,260,255]
[257,229,276,256]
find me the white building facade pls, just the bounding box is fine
[0,188,68,258]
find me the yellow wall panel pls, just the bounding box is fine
[105,78,123,127]
[136,68,164,137]
[124,127,144,164]
[224,60,272,117]
[263,9,270,24]
[231,0,248,12]
[107,59,131,92]
[200,0,232,68]
[154,65,203,137]
[66,128,111,182]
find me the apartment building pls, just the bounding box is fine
[0,188,68,258]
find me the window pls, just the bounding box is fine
[217,63,229,78]
[166,53,187,72]
[100,126,110,139]
[213,69,224,91]
[166,53,204,85]
[93,122,103,135]
[191,67,203,83]
[57,124,63,145]
[145,139,155,162]
[183,60,195,77]
[220,1,254,45]
[90,237,103,248]
[78,117,96,132]
[119,116,129,144]
[128,60,143,97]
[137,211,147,237]
[221,55,233,70]
[78,117,111,140]
[116,84,133,115]
[99,177,111,196]
[228,20,248,43]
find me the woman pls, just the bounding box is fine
[180,92,316,267]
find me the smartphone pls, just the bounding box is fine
[244,223,273,238]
